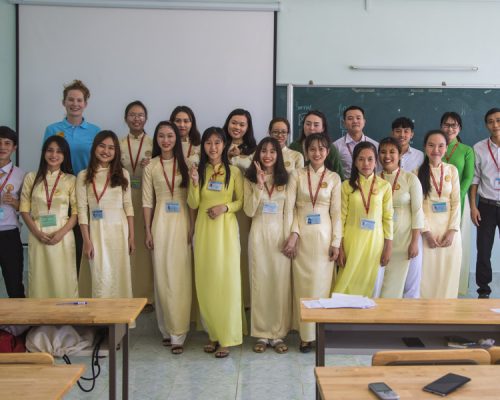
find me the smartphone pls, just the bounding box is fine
[444,336,476,348]
[402,337,425,347]
[422,373,471,396]
[368,382,400,400]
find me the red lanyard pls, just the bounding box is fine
[127,134,145,174]
[381,168,401,194]
[210,164,224,182]
[187,142,192,158]
[264,181,275,199]
[160,157,176,197]
[43,171,62,212]
[92,173,111,204]
[0,166,14,193]
[307,166,326,209]
[445,141,459,163]
[487,140,499,171]
[358,175,376,215]
[430,164,444,198]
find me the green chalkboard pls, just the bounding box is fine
[274,85,500,149]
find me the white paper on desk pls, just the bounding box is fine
[491,308,500,313]
[302,300,323,309]
[317,293,376,309]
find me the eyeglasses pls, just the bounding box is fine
[442,123,459,129]
[271,130,289,137]
[128,113,146,120]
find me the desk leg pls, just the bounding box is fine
[122,324,129,400]
[109,324,117,400]
[315,323,325,400]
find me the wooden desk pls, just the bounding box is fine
[0,363,84,400]
[315,365,500,400]
[301,298,500,399]
[0,298,146,400]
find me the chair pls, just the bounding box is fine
[0,352,54,365]
[372,349,491,366]
[486,346,500,365]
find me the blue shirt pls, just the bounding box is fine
[43,118,101,174]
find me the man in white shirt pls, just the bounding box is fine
[333,106,378,178]
[0,126,26,297]
[470,108,500,299]
[392,117,424,173]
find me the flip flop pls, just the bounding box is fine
[253,339,268,353]
[171,345,184,355]
[273,340,288,354]
[215,349,230,358]
[204,342,219,353]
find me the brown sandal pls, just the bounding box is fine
[273,340,288,354]
[215,348,230,358]
[253,339,268,353]
[171,345,184,355]
[203,342,219,353]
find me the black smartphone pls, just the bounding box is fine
[402,337,425,347]
[422,373,471,396]
[368,382,400,400]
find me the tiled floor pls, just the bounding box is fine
[1,249,498,399]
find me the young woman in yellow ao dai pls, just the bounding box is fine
[120,101,154,306]
[187,127,243,359]
[20,136,78,298]
[377,137,424,298]
[143,121,193,354]
[334,142,393,297]
[76,131,134,299]
[244,137,291,354]
[417,130,462,298]
[283,133,342,353]
[268,117,304,173]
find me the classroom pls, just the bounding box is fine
[1,0,500,399]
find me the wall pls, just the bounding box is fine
[0,0,15,129]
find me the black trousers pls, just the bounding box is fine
[73,225,83,276]
[0,228,25,298]
[476,198,500,295]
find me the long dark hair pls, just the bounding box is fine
[151,121,189,188]
[304,133,334,171]
[32,135,73,196]
[349,141,378,192]
[440,111,462,143]
[169,105,201,146]
[198,127,231,189]
[417,130,449,198]
[299,110,328,143]
[223,108,256,156]
[85,130,128,190]
[246,137,288,186]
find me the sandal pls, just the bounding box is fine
[162,338,172,347]
[273,340,288,354]
[299,341,313,353]
[203,342,219,353]
[253,339,268,353]
[215,348,230,358]
[171,345,184,355]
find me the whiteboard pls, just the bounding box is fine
[18,5,275,172]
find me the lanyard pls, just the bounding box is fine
[127,134,145,174]
[210,164,224,182]
[487,140,499,171]
[307,166,326,209]
[187,142,192,158]
[160,157,176,198]
[445,141,459,163]
[358,175,376,215]
[0,166,14,194]
[381,168,401,194]
[92,173,111,204]
[43,171,62,212]
[264,181,275,199]
[430,164,444,198]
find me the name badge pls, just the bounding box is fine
[208,181,223,191]
[0,207,4,221]
[495,178,500,190]
[92,209,104,220]
[262,201,278,214]
[40,213,57,228]
[360,218,376,230]
[432,202,447,213]
[165,201,180,213]
[306,213,321,225]
[130,176,141,190]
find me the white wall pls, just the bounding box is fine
[0,0,16,129]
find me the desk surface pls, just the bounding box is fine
[301,298,500,325]
[315,365,500,400]
[0,298,147,325]
[0,363,84,400]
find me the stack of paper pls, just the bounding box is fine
[302,293,376,309]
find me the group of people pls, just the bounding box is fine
[0,79,499,359]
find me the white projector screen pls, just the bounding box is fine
[18,5,275,173]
